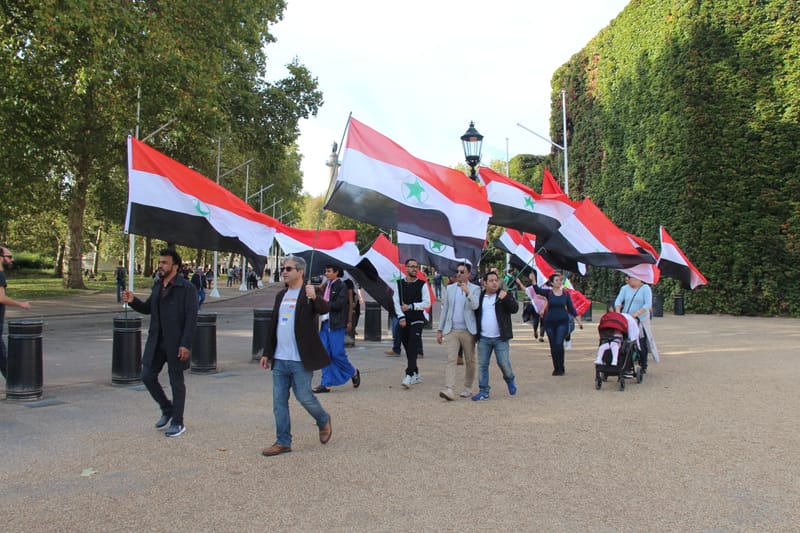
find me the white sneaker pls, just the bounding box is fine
[401,375,412,389]
[459,388,472,398]
[565,340,572,350]
[439,388,455,401]
[410,373,422,385]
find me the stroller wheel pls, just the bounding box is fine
[619,378,625,391]
[595,377,602,390]
[636,367,644,384]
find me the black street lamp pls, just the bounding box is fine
[461,121,483,180]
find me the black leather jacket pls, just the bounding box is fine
[324,278,350,330]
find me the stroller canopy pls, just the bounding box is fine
[598,312,628,335]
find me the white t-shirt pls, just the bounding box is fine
[275,287,302,361]
[480,293,501,338]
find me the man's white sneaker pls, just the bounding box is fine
[439,388,455,401]
[459,388,472,398]
[401,374,412,389]
[410,373,422,385]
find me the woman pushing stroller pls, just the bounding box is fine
[614,274,660,371]
[529,272,583,376]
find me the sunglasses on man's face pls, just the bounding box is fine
[457,269,467,274]
[281,266,296,272]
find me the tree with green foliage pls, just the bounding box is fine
[0,1,321,288]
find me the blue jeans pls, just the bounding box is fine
[477,336,515,394]
[271,358,330,447]
[544,320,570,373]
[391,316,401,354]
[116,280,124,303]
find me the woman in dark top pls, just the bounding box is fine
[532,272,583,375]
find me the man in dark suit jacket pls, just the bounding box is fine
[472,271,519,401]
[260,255,333,457]
[123,248,198,437]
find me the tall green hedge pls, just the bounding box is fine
[551,0,800,315]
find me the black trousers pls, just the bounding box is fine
[141,345,187,425]
[400,320,424,376]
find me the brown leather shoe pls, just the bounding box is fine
[319,419,332,444]
[262,443,291,457]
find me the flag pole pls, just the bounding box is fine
[309,113,352,283]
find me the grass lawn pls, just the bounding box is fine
[4,270,154,300]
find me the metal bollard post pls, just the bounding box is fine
[190,312,217,373]
[674,293,685,316]
[112,316,142,385]
[364,301,381,341]
[653,293,664,318]
[252,308,272,361]
[6,320,44,401]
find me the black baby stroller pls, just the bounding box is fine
[594,312,644,391]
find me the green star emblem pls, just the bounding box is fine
[524,196,535,211]
[428,240,446,254]
[403,178,427,204]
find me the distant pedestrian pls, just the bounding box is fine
[472,271,519,401]
[433,270,443,300]
[114,261,126,303]
[260,256,332,457]
[122,248,198,437]
[0,246,32,381]
[190,267,206,309]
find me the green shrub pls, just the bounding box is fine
[10,252,56,270]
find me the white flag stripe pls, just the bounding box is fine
[274,232,361,266]
[396,232,471,263]
[127,168,274,256]
[484,180,576,223]
[339,149,489,242]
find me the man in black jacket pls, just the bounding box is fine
[472,271,519,401]
[123,248,198,437]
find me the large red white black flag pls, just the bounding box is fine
[125,136,277,274]
[325,118,491,266]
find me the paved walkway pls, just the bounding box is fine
[1,288,799,531]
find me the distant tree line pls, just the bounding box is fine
[0,1,322,285]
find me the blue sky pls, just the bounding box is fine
[266,0,630,196]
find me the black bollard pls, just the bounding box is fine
[112,316,142,385]
[653,292,664,318]
[191,312,217,373]
[364,301,381,342]
[252,308,272,361]
[674,293,685,316]
[6,320,44,401]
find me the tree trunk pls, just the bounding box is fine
[92,227,102,275]
[55,239,65,278]
[64,171,88,290]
